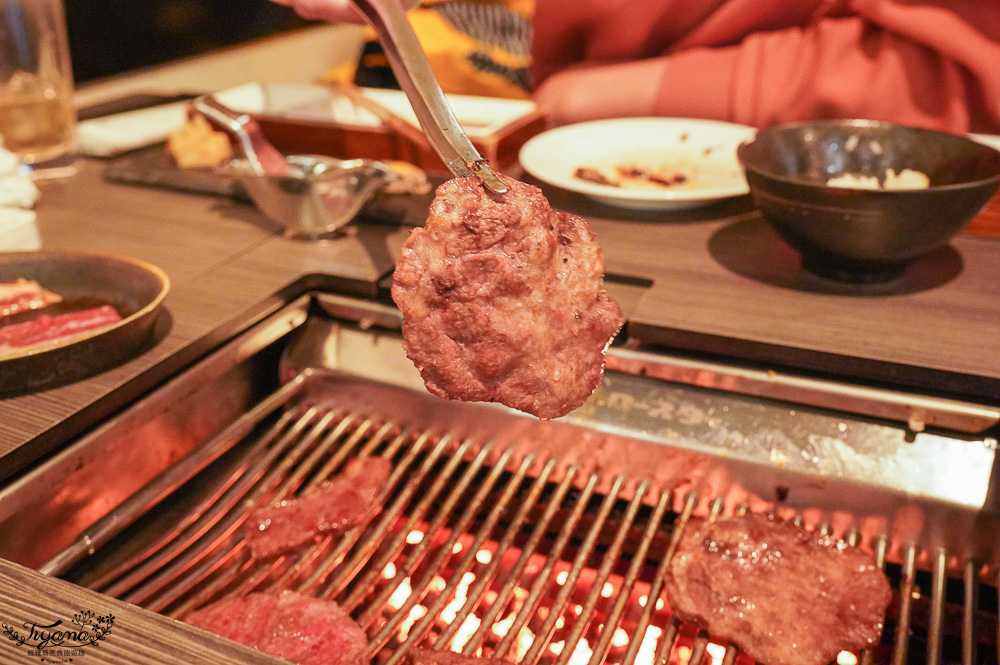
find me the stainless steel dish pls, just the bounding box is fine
[231,154,396,239]
[193,95,397,238]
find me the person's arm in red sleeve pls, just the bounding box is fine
[531,0,1000,134]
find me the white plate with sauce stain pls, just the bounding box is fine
[519,117,758,210]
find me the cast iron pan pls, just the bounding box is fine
[0,251,170,394]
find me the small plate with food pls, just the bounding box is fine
[519,117,757,210]
[0,251,169,393]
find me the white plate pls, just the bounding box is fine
[519,117,757,210]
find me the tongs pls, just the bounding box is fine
[192,95,291,176]
[352,0,508,196]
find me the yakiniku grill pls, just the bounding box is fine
[1,290,999,665]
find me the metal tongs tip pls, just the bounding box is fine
[352,0,507,198]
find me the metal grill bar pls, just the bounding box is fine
[892,544,919,665]
[587,487,672,665]
[622,491,697,665]
[367,444,516,644]
[381,453,539,665]
[963,559,977,665]
[927,549,948,665]
[553,479,650,665]
[461,465,582,656]
[520,474,628,665]
[492,471,600,660]
[435,457,560,650]
[859,534,890,665]
[353,440,495,623]
[688,636,709,665]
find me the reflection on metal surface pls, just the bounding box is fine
[570,371,995,510]
[606,347,1000,434]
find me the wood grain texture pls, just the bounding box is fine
[965,191,1000,239]
[0,559,286,664]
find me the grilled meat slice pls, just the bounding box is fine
[664,513,892,665]
[185,591,369,665]
[0,279,61,319]
[0,304,121,354]
[243,456,391,559]
[391,175,624,420]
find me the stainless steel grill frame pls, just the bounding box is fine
[3,292,999,665]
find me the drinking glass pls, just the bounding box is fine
[0,0,77,178]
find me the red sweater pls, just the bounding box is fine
[530,0,1000,132]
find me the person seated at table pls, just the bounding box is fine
[531,0,1000,133]
[272,0,1000,134]
[279,0,533,100]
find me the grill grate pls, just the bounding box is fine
[48,374,999,665]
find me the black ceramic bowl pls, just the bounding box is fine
[737,120,1000,281]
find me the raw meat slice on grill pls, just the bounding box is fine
[664,513,892,665]
[408,648,510,665]
[0,279,61,319]
[243,456,392,559]
[184,591,369,665]
[391,175,624,420]
[0,305,122,354]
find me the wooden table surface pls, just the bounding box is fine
[1,158,999,481]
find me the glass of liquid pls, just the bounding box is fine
[0,0,77,178]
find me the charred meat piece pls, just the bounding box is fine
[391,175,624,420]
[664,513,892,665]
[244,456,392,559]
[409,648,510,665]
[185,591,369,665]
[573,167,617,186]
[0,279,62,319]
[0,305,121,354]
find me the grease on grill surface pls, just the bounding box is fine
[391,175,624,420]
[664,513,892,665]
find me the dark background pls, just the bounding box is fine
[65,0,315,84]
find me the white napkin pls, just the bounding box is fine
[76,101,190,157]
[0,144,42,251]
[0,207,40,251]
